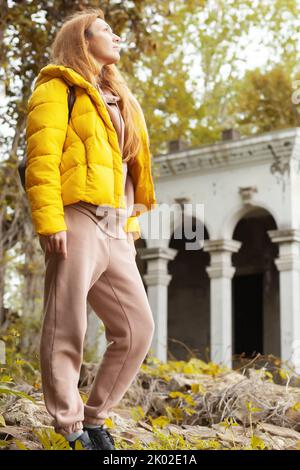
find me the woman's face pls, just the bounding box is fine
[85,18,121,66]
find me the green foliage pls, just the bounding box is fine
[250,435,267,450]
[14,439,29,450]
[32,428,72,450]
[219,417,239,450]
[0,370,36,403]
[0,325,40,386]
[227,65,300,135]
[0,328,37,404]
[130,404,146,422]
[0,385,35,402]
[13,427,89,450]
[141,354,228,380]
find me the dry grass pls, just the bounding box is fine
[1,354,300,450]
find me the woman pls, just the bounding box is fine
[25,8,157,450]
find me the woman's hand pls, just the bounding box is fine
[39,231,67,259]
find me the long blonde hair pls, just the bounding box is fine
[49,7,143,163]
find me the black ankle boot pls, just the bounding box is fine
[83,425,116,450]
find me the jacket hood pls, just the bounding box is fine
[34,64,118,132]
[34,63,94,92]
[34,63,144,137]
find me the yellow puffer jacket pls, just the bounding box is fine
[25,63,157,239]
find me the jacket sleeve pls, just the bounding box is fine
[25,78,69,236]
[123,170,141,240]
[124,216,141,240]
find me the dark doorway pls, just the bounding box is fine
[233,273,264,356]
[168,218,210,361]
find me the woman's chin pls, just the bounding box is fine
[107,53,120,64]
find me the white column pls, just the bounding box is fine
[139,247,178,363]
[203,239,241,368]
[268,229,300,374]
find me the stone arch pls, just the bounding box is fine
[221,202,279,240]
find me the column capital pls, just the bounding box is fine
[138,246,177,287]
[203,239,240,280]
[267,228,300,244]
[203,239,242,254]
[268,229,300,271]
[206,265,236,279]
[137,246,178,262]
[274,257,300,271]
[143,272,172,287]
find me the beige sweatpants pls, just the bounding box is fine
[39,204,155,436]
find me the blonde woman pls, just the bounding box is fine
[25,8,157,450]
